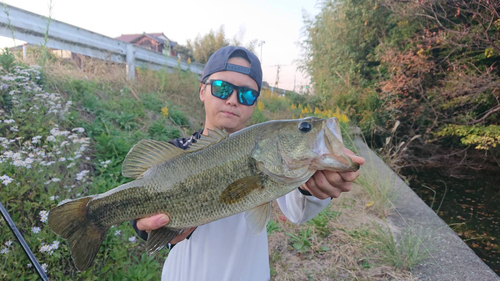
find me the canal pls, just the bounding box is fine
[402,167,500,275]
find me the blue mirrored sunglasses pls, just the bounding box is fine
[205,79,260,106]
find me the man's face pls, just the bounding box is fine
[200,57,258,134]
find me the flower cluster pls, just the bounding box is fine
[0,174,13,185]
[39,210,49,223]
[0,240,13,255]
[39,240,60,255]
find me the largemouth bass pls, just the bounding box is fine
[48,117,359,271]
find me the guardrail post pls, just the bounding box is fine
[23,44,27,60]
[126,44,135,80]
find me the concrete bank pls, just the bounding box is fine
[354,138,499,281]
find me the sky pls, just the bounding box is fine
[1,0,322,91]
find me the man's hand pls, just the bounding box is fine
[301,148,365,199]
[136,214,196,244]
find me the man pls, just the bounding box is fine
[132,46,365,280]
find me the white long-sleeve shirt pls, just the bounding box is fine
[161,188,331,281]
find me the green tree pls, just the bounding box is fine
[300,0,500,168]
[187,26,229,64]
[187,25,258,64]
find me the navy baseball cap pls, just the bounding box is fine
[201,46,263,91]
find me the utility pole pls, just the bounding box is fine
[258,40,265,63]
[274,64,281,90]
[269,64,288,96]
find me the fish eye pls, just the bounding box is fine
[298,121,312,133]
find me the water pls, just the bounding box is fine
[401,167,500,275]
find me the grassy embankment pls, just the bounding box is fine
[0,50,429,280]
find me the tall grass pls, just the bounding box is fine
[367,223,431,271]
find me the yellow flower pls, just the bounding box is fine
[161,105,169,117]
[291,104,296,110]
[257,100,265,111]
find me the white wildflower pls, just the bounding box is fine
[58,157,66,162]
[128,236,136,243]
[76,170,89,181]
[49,195,59,201]
[39,210,48,223]
[50,241,59,250]
[66,162,76,168]
[10,126,18,132]
[51,178,61,182]
[27,263,32,268]
[4,119,15,124]
[1,248,9,254]
[31,227,41,234]
[41,263,47,272]
[114,230,121,236]
[39,244,50,253]
[72,127,85,133]
[1,174,13,186]
[4,241,12,247]
[46,136,56,142]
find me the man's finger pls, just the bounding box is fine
[344,148,366,165]
[136,214,170,231]
[338,170,360,183]
[304,176,330,199]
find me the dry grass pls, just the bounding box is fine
[268,185,418,281]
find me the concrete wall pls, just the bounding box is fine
[354,138,499,281]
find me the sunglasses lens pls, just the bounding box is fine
[238,88,259,106]
[211,80,233,99]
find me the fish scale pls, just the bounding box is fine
[48,117,360,271]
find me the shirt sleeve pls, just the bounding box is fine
[276,188,331,225]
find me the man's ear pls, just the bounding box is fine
[199,83,205,102]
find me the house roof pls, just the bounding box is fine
[115,32,177,47]
[115,34,142,43]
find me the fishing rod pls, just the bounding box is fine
[0,201,50,281]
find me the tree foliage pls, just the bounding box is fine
[187,26,258,64]
[301,0,500,167]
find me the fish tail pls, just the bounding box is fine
[48,195,108,271]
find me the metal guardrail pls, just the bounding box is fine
[0,4,204,79]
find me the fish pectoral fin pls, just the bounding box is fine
[245,202,272,235]
[220,176,262,204]
[147,227,184,254]
[122,139,186,179]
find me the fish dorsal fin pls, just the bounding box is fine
[245,202,272,235]
[189,127,229,151]
[122,139,185,179]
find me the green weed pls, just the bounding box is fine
[266,219,282,235]
[286,227,313,253]
[308,208,341,237]
[148,119,181,141]
[0,48,16,73]
[168,106,190,127]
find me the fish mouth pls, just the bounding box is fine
[311,118,359,172]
